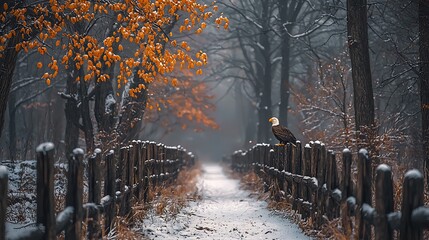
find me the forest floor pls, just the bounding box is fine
[140,164,309,240]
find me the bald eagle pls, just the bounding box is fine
[269,117,296,145]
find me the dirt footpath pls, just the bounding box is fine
[141,164,310,240]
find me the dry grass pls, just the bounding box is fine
[232,160,429,240]
[108,163,202,239]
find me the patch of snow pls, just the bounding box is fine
[73,148,84,155]
[342,148,351,154]
[376,164,391,173]
[35,142,55,153]
[404,169,423,179]
[139,165,309,239]
[0,165,8,179]
[359,149,368,157]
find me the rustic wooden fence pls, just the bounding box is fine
[0,140,195,240]
[231,141,429,240]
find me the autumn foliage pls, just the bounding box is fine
[0,0,228,134]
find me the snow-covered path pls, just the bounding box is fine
[141,164,310,240]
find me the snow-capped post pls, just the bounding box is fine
[330,151,340,218]
[119,146,129,216]
[36,142,56,239]
[294,141,302,210]
[341,148,353,236]
[65,148,84,240]
[278,145,285,193]
[268,147,275,196]
[374,164,394,240]
[301,144,311,219]
[125,144,135,216]
[87,148,102,239]
[325,150,335,219]
[136,141,145,201]
[142,143,150,202]
[285,144,293,195]
[310,141,321,228]
[400,169,424,240]
[0,165,7,240]
[291,144,298,210]
[315,142,326,228]
[103,150,116,233]
[356,149,372,240]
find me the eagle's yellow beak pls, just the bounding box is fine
[268,117,273,123]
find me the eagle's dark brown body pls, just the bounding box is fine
[272,125,296,145]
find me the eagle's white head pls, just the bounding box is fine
[269,117,280,126]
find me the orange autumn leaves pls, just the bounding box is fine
[0,1,228,87]
[145,69,218,131]
[0,0,226,129]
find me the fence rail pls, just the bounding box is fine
[231,141,429,240]
[0,140,195,240]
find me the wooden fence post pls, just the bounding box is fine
[341,148,353,236]
[136,141,145,202]
[400,169,424,240]
[65,148,84,240]
[0,166,8,240]
[294,141,302,211]
[313,141,324,228]
[330,151,340,218]
[325,150,334,219]
[301,144,311,219]
[290,143,298,210]
[87,148,102,239]
[104,150,116,233]
[375,164,394,240]
[119,146,129,216]
[35,142,56,240]
[356,149,372,240]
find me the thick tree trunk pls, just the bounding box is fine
[95,22,117,135]
[117,67,149,144]
[79,72,95,153]
[256,0,272,144]
[0,35,20,138]
[279,33,291,127]
[419,0,429,186]
[64,71,80,156]
[8,93,16,161]
[347,0,375,145]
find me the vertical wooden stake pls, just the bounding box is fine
[0,166,8,240]
[104,150,116,233]
[356,149,372,240]
[400,169,423,240]
[375,164,393,240]
[65,148,84,240]
[36,143,56,240]
[87,148,101,239]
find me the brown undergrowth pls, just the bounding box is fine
[110,163,202,239]
[233,164,429,240]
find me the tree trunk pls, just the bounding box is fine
[64,71,80,156]
[117,67,149,144]
[8,92,16,161]
[347,0,375,146]
[0,35,20,138]
[278,0,304,126]
[419,0,429,186]
[78,68,95,153]
[279,34,291,127]
[256,0,272,143]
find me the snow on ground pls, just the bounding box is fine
[1,160,68,224]
[140,164,310,240]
